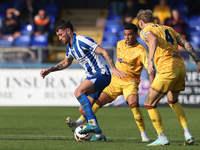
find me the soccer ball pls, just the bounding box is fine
[74,125,92,142]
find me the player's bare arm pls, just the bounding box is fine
[149,73,155,85]
[95,45,126,78]
[177,35,200,73]
[40,57,74,79]
[146,32,157,75]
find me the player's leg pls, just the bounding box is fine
[126,94,150,142]
[75,73,111,135]
[144,88,170,146]
[67,78,116,132]
[167,67,194,145]
[78,92,114,124]
[167,91,194,145]
[89,92,115,142]
[74,79,99,129]
[67,75,116,140]
[66,96,95,132]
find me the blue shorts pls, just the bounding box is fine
[86,72,111,100]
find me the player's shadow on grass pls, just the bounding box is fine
[173,139,199,146]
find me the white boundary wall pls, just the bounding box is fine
[0,69,85,106]
[0,69,151,106]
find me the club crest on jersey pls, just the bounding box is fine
[118,57,123,63]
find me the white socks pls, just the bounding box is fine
[158,132,168,141]
[76,118,84,126]
[184,127,191,137]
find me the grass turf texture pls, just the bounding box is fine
[0,106,199,150]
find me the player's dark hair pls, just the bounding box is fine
[54,18,74,32]
[124,23,138,33]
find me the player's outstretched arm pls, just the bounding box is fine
[177,35,200,73]
[95,45,126,78]
[40,57,74,79]
[146,32,157,75]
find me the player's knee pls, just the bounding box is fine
[95,99,103,108]
[168,99,178,104]
[128,101,139,109]
[144,104,157,110]
[74,89,82,98]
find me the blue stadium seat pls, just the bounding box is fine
[188,20,200,29]
[103,35,118,44]
[14,35,31,46]
[48,14,56,31]
[102,31,118,45]
[31,35,48,47]
[0,35,13,47]
[189,32,200,44]
[20,24,34,35]
[189,15,200,20]
[104,24,120,34]
[176,5,188,17]
[107,14,121,20]
[0,14,5,30]
[118,30,124,41]
[101,41,115,49]
[44,5,58,16]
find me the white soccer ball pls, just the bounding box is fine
[74,125,92,142]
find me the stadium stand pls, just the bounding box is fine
[0,35,13,47]
[49,9,107,62]
[0,0,199,66]
[31,35,48,47]
[14,35,31,46]
[20,24,34,35]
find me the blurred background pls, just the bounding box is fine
[0,0,199,107]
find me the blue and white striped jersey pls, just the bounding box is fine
[66,33,110,77]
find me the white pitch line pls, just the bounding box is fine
[0,135,183,141]
[0,135,138,140]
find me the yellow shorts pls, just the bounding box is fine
[151,67,186,93]
[103,76,139,100]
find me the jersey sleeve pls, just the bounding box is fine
[140,29,150,42]
[140,48,149,69]
[79,37,99,52]
[65,46,73,58]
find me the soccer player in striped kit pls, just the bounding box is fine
[40,18,125,141]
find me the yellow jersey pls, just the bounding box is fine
[140,23,185,74]
[114,40,149,84]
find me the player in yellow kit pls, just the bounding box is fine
[137,9,200,146]
[67,23,155,142]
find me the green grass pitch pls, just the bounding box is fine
[0,106,199,150]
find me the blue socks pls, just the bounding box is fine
[77,94,97,122]
[78,94,102,134]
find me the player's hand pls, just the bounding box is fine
[197,62,200,73]
[111,68,126,79]
[147,61,155,75]
[40,68,51,79]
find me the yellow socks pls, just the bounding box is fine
[147,108,164,134]
[169,102,188,129]
[131,107,145,132]
[79,103,100,123]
